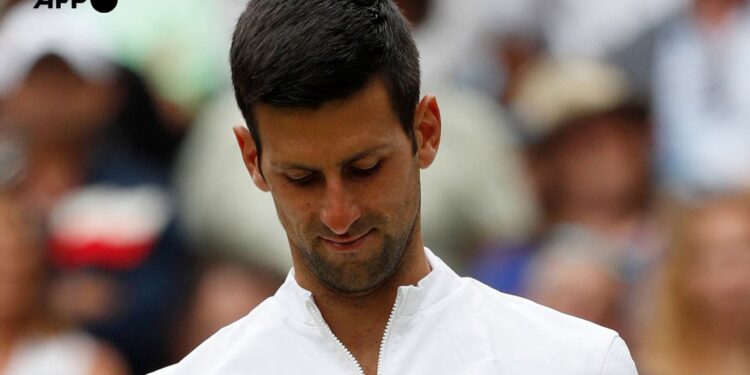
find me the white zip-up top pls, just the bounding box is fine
[152,248,637,374]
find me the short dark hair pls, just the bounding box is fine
[230,0,421,158]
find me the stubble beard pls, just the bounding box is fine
[294,208,418,297]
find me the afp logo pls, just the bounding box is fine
[34,0,118,13]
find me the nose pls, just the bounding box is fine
[319,177,361,235]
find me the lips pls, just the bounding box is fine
[320,229,372,251]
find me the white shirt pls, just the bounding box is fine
[152,248,637,374]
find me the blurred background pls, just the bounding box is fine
[1,0,750,373]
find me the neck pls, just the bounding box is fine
[302,231,430,316]
[293,224,431,366]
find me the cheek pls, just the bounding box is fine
[374,164,421,221]
[270,190,304,225]
[269,188,319,236]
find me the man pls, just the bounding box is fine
[152,0,638,373]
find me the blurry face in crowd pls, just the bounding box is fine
[686,200,750,324]
[3,55,117,145]
[175,262,281,357]
[234,79,440,295]
[549,115,649,211]
[0,199,42,324]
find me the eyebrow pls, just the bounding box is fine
[269,145,391,171]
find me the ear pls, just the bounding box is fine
[413,94,442,169]
[233,126,270,192]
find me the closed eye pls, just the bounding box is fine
[348,162,380,178]
[286,172,319,186]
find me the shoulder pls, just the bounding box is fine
[463,277,610,332]
[459,277,617,343]
[456,278,637,373]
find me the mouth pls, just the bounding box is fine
[320,229,373,252]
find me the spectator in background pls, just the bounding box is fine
[531,105,652,240]
[531,103,659,340]
[638,193,750,374]
[0,4,175,218]
[652,0,750,194]
[167,257,282,363]
[472,61,658,303]
[0,5,188,372]
[0,193,129,375]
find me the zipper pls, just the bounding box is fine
[376,290,403,375]
[307,299,366,375]
[306,290,404,375]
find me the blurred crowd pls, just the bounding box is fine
[1,0,750,374]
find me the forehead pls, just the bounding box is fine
[254,79,407,165]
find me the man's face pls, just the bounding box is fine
[237,79,436,295]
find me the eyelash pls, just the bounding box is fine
[285,162,381,186]
[348,162,380,178]
[287,173,319,186]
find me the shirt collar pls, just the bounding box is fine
[397,247,462,316]
[274,247,462,322]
